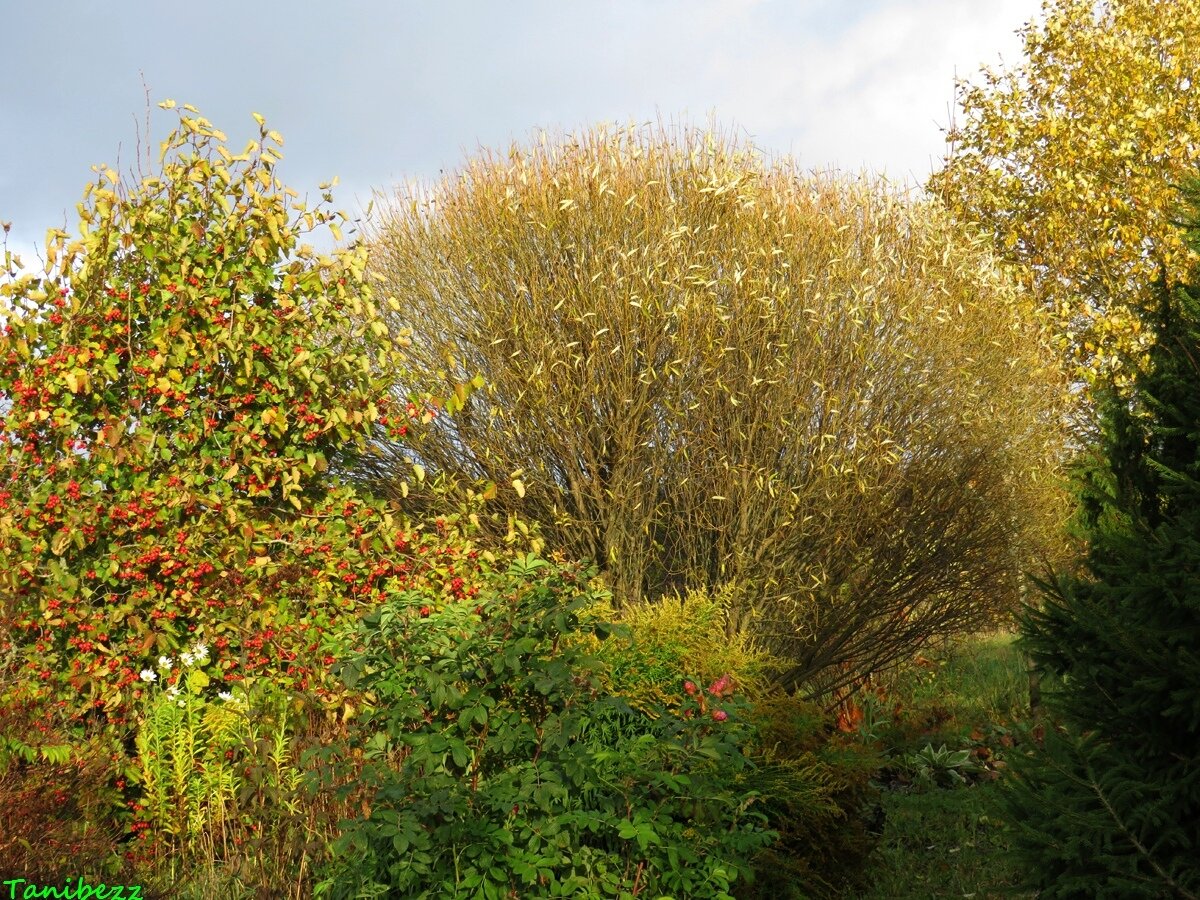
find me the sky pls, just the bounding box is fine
[1,0,1044,269]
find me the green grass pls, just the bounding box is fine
[876,631,1031,748]
[859,782,1029,899]
[853,631,1039,899]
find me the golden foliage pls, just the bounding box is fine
[361,123,1070,690]
[930,0,1200,385]
[577,583,780,713]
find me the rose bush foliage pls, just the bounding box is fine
[319,553,775,899]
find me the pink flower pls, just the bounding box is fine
[683,680,697,696]
[707,674,734,698]
[712,709,728,722]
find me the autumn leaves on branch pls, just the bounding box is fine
[931,0,1200,387]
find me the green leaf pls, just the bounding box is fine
[186,669,210,693]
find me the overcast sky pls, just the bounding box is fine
[1,0,1042,266]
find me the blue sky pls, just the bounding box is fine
[1,0,1042,266]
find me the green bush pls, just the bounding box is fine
[317,554,775,899]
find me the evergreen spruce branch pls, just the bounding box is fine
[1080,749,1198,900]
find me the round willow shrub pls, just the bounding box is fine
[359,124,1069,693]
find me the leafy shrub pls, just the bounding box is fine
[317,554,775,898]
[359,123,1069,691]
[0,691,128,881]
[577,582,779,713]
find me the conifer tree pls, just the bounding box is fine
[1005,188,1200,898]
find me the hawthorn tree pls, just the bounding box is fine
[0,103,487,719]
[359,124,1070,693]
[930,0,1200,385]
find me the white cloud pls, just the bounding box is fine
[661,0,1042,184]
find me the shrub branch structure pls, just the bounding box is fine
[359,124,1069,693]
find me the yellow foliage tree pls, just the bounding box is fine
[360,124,1070,693]
[929,0,1200,385]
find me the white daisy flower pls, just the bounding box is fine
[218,691,233,702]
[166,684,181,698]
[158,655,174,671]
[139,669,157,683]
[180,650,195,667]
[191,642,210,663]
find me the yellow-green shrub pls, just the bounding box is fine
[578,583,779,713]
